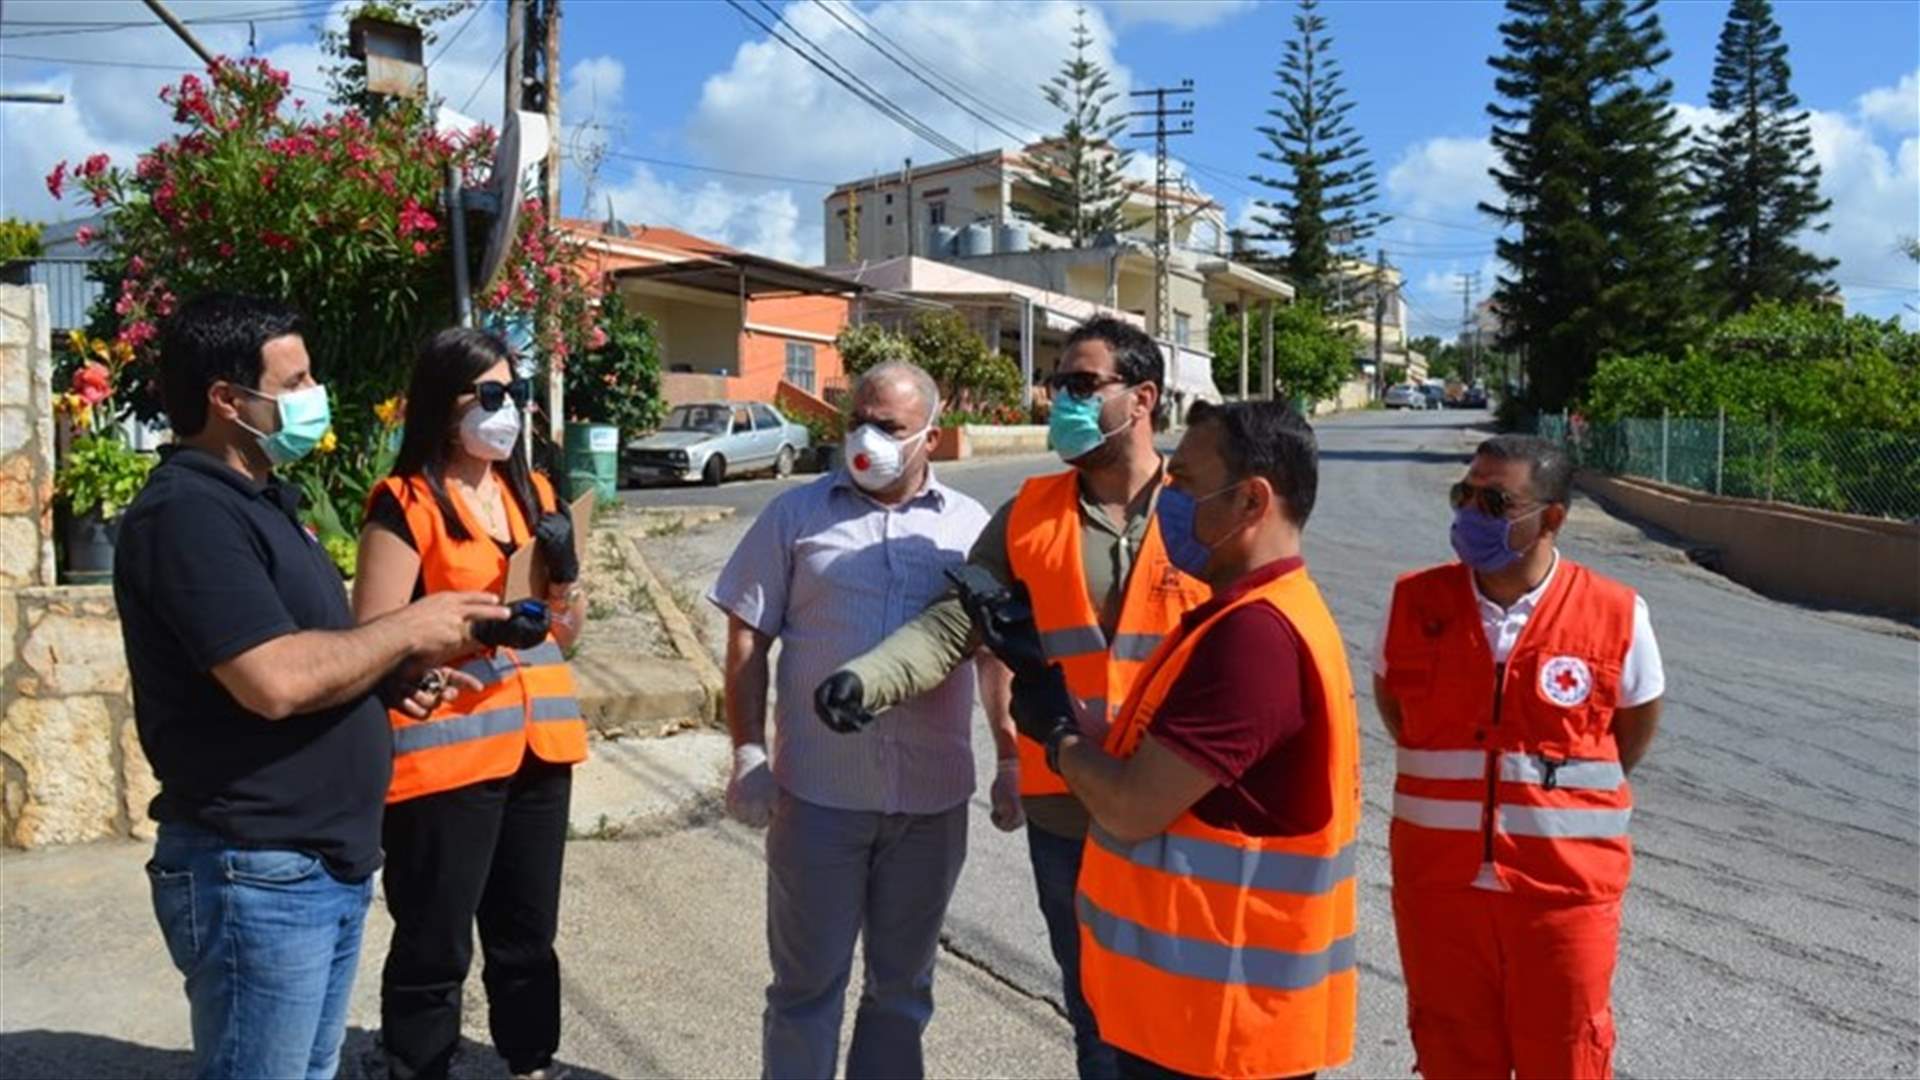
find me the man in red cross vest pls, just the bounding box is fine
[1373,434,1667,1079]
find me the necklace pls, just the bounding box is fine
[452,473,510,541]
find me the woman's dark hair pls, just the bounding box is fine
[392,327,539,543]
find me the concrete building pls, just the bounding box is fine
[821,146,1292,408]
[1330,256,1425,385]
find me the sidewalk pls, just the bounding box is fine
[0,819,1074,1079]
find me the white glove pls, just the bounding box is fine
[727,743,776,829]
[990,756,1025,832]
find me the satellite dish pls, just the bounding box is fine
[477,109,550,297]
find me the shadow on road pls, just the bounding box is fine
[0,1028,619,1080]
[1319,448,1471,465]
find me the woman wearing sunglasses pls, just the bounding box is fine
[353,327,588,1080]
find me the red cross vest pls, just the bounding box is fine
[371,470,588,804]
[1004,471,1211,796]
[1382,557,1637,900]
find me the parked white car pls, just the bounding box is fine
[624,401,811,486]
[1384,384,1429,410]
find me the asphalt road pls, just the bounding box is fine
[629,406,1920,1079]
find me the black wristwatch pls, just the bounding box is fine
[1043,724,1074,775]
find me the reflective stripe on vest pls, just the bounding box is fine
[1003,471,1209,797]
[1383,558,1637,899]
[1077,892,1358,991]
[375,472,589,804]
[1077,566,1360,1079]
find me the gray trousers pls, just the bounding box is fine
[762,788,969,1080]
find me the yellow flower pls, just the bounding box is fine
[90,339,110,362]
[66,329,87,355]
[316,428,338,454]
[373,395,405,427]
[111,341,134,365]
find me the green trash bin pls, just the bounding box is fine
[564,423,620,503]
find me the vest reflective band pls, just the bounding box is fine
[1004,471,1210,796]
[373,472,589,804]
[1077,567,1361,1079]
[1382,558,1637,900]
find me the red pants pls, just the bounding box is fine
[1392,888,1621,1080]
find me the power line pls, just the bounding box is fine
[823,0,1047,140]
[0,50,328,95]
[458,34,510,115]
[0,3,333,41]
[427,1,486,70]
[588,146,838,188]
[809,0,1028,148]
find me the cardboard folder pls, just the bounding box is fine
[503,488,595,602]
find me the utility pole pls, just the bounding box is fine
[140,0,217,66]
[1128,81,1194,349]
[903,159,914,258]
[1373,247,1387,398]
[505,0,526,132]
[1456,269,1480,383]
[538,0,562,447]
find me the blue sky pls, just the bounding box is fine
[4,0,1915,330]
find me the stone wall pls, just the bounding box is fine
[0,284,154,848]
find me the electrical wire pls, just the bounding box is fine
[819,0,1046,142]
[810,0,1029,147]
[457,35,511,116]
[427,1,486,70]
[0,3,334,41]
[0,50,329,95]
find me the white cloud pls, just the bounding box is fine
[600,166,807,264]
[1857,69,1919,133]
[1385,135,1501,219]
[1104,0,1255,31]
[0,0,507,222]
[565,56,625,118]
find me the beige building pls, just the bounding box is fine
[1330,256,1425,385]
[822,146,1292,407]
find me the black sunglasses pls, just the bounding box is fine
[1450,480,1531,518]
[472,378,532,412]
[1045,372,1129,399]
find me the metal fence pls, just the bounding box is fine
[1537,411,1920,522]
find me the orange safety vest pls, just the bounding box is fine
[372,470,588,805]
[1004,471,1210,796]
[1382,558,1637,900]
[1077,565,1361,1080]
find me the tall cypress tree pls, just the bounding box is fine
[1693,0,1835,314]
[1016,8,1136,248]
[1250,0,1387,310]
[1483,0,1699,410]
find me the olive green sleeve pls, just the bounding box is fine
[840,498,1015,711]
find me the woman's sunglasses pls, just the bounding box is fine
[1450,480,1529,518]
[472,378,532,412]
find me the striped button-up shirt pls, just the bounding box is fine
[708,469,990,815]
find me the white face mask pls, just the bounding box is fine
[846,422,929,493]
[459,398,521,461]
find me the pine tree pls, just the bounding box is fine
[1016,9,1136,248]
[1483,0,1700,410]
[1693,0,1836,315]
[1250,0,1386,311]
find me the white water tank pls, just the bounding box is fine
[960,222,993,257]
[998,223,1030,253]
[933,224,959,256]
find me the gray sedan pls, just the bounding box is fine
[624,401,812,486]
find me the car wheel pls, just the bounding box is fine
[702,455,726,486]
[774,445,795,478]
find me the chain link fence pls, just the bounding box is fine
[1537,412,1920,522]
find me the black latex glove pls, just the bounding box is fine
[1010,662,1080,752]
[949,566,1050,682]
[475,599,551,650]
[814,671,875,733]
[533,512,579,585]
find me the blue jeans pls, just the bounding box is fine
[1027,823,1119,1080]
[146,822,374,1080]
[762,790,968,1080]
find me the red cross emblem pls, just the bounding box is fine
[1539,656,1592,707]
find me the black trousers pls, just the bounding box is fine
[380,751,572,1079]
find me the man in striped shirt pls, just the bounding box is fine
[708,360,994,1080]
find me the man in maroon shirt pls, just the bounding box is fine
[988,401,1358,1080]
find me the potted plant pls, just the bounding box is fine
[567,290,665,500]
[55,432,153,582]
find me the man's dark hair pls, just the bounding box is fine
[1477,434,1573,505]
[1187,399,1318,527]
[1064,315,1165,425]
[159,293,305,436]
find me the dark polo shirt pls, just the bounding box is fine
[113,446,390,880]
[1147,556,1326,837]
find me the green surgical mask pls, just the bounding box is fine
[235,383,331,466]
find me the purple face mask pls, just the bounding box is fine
[1449,505,1543,572]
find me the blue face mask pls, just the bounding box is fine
[1155,482,1245,578]
[1449,505,1544,573]
[235,383,331,466]
[1049,388,1132,463]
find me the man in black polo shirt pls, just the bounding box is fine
[116,294,507,1080]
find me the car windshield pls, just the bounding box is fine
[663,406,730,433]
